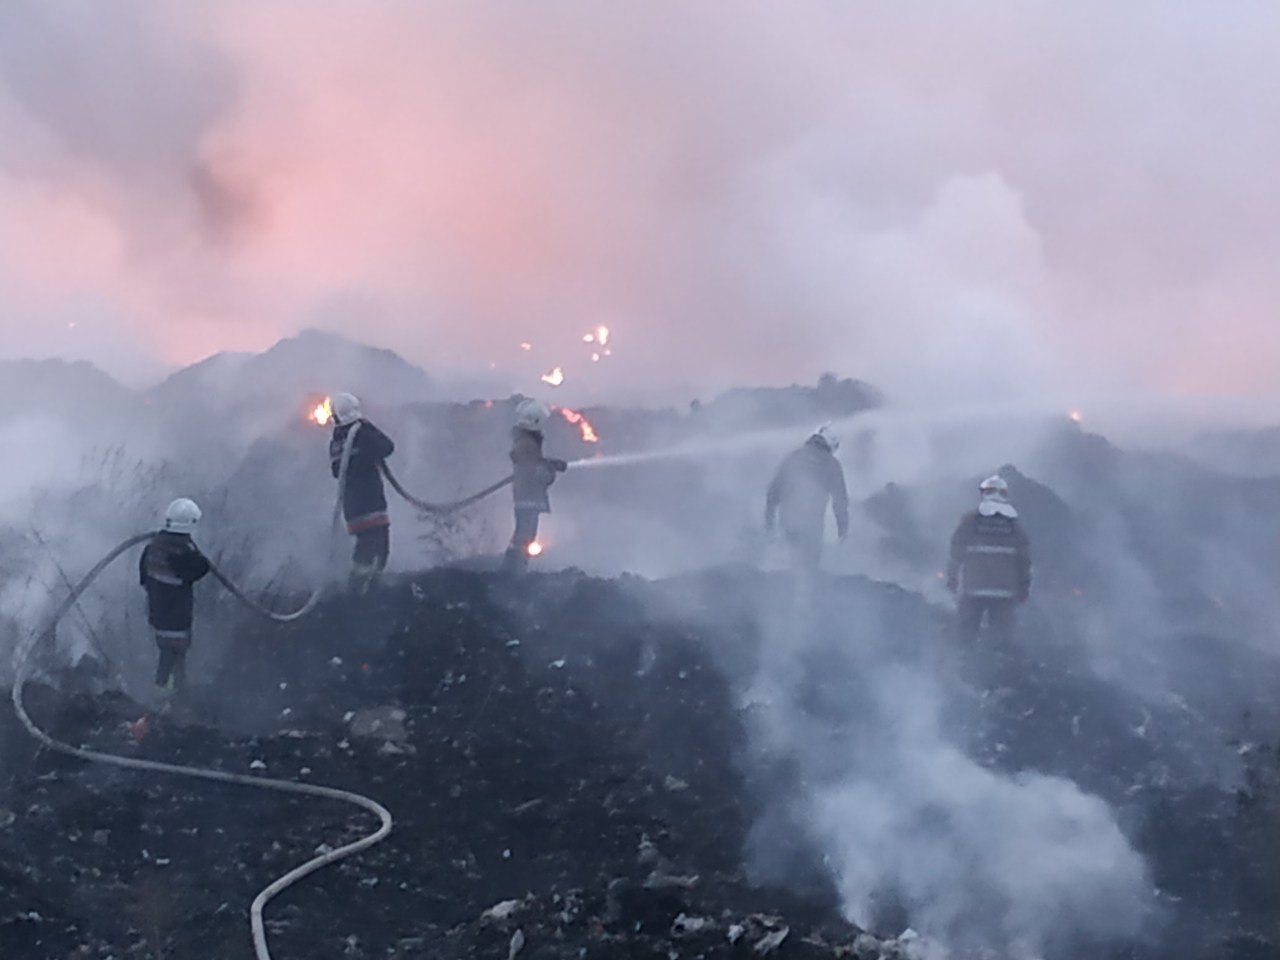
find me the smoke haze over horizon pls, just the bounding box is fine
[2,2,1280,408]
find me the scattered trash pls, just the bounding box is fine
[727,924,745,944]
[550,659,566,669]
[671,913,712,938]
[753,926,789,955]
[663,775,689,792]
[508,928,525,959]
[330,657,344,667]
[481,899,524,924]
[249,760,267,771]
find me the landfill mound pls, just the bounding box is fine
[0,568,903,959]
[3,566,1279,959]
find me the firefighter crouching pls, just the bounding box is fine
[329,392,396,593]
[140,498,211,695]
[946,474,1031,644]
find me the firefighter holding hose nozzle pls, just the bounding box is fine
[504,398,567,574]
[329,392,396,594]
[140,498,211,696]
[946,473,1032,645]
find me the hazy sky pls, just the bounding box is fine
[2,2,1278,404]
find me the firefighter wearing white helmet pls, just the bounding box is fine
[946,472,1031,644]
[765,423,850,578]
[327,392,396,593]
[140,498,211,694]
[504,397,567,574]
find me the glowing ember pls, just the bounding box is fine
[541,366,565,387]
[1069,409,1083,423]
[559,406,599,443]
[520,342,532,351]
[591,352,601,363]
[311,397,333,426]
[583,325,611,348]
[526,541,543,557]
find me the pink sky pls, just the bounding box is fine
[2,2,1279,405]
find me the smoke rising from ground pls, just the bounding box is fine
[3,3,1280,404]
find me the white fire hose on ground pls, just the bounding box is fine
[9,422,394,959]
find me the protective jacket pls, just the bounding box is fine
[140,532,211,632]
[511,427,564,513]
[330,420,395,532]
[947,510,1031,600]
[765,439,850,542]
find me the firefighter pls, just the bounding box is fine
[765,424,850,577]
[503,398,567,574]
[140,498,211,695]
[946,474,1031,644]
[329,392,396,593]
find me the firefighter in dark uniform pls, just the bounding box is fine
[140,498,211,694]
[503,398,567,574]
[946,474,1032,644]
[329,392,396,593]
[765,424,850,577]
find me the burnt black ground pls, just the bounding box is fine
[0,568,863,960]
[3,566,1279,959]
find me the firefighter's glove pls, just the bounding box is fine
[550,458,569,473]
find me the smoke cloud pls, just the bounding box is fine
[2,2,1279,404]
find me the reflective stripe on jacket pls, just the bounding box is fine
[947,511,1031,599]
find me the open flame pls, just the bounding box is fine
[541,366,565,387]
[583,325,610,347]
[559,406,599,443]
[526,541,543,557]
[310,396,333,426]
[1069,408,1083,423]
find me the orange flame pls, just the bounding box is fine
[559,406,599,443]
[527,541,543,557]
[310,397,333,426]
[541,366,565,387]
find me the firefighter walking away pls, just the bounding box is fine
[504,398,567,574]
[329,392,396,594]
[140,498,211,697]
[946,474,1031,644]
[765,424,849,580]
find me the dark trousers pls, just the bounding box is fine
[154,631,190,689]
[353,526,390,570]
[504,509,542,573]
[957,597,1015,645]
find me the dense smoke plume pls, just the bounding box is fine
[3,2,1280,405]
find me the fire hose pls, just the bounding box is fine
[207,423,361,623]
[380,462,512,514]
[10,533,393,960]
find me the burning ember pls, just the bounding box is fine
[1069,409,1083,423]
[520,342,532,351]
[310,396,333,426]
[526,541,543,557]
[559,407,599,443]
[583,325,611,347]
[541,366,565,387]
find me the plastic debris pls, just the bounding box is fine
[481,899,523,924]
[671,913,712,938]
[508,928,525,959]
[753,926,789,955]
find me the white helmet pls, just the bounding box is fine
[164,498,202,535]
[979,474,1009,497]
[515,398,551,431]
[809,423,839,452]
[330,392,362,425]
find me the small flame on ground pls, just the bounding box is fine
[527,541,543,557]
[311,397,333,426]
[1069,409,1083,423]
[520,342,532,351]
[541,366,565,387]
[559,407,599,443]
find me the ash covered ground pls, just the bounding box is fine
[3,564,1279,959]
